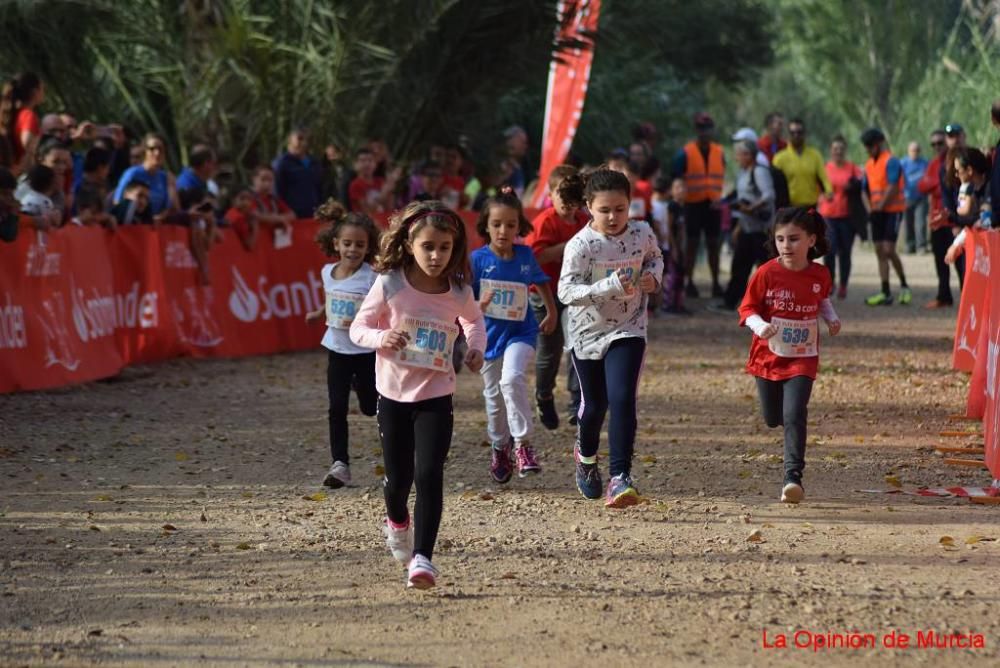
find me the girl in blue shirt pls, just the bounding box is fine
[472,188,556,482]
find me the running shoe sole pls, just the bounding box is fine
[781,483,804,504]
[407,572,436,590]
[322,474,346,489]
[605,487,640,508]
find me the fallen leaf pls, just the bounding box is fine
[885,476,902,488]
[479,492,494,501]
[965,536,983,544]
[88,629,103,637]
[162,524,177,531]
[236,542,251,550]
[240,492,254,498]
[939,535,955,546]
[88,525,101,532]
[175,452,189,462]
[746,529,765,543]
[303,492,328,502]
[640,454,657,464]
[737,470,751,479]
[374,464,385,477]
[93,494,114,502]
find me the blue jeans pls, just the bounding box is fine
[824,217,855,288]
[572,337,646,477]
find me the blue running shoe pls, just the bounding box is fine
[575,445,602,499]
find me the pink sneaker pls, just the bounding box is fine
[515,442,541,477]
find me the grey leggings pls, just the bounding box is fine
[755,375,813,482]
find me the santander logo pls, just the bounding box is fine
[228,267,323,323]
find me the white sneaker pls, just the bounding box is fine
[382,518,413,563]
[781,482,804,504]
[407,554,438,590]
[322,461,351,488]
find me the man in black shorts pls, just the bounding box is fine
[861,128,910,306]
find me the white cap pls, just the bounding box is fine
[731,127,759,142]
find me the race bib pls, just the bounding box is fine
[480,279,528,321]
[325,290,364,329]
[396,317,459,372]
[768,317,818,358]
[592,259,643,288]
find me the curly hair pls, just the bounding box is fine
[375,199,470,284]
[313,198,381,261]
[475,186,532,240]
[766,206,829,260]
[549,165,585,209]
[583,165,631,204]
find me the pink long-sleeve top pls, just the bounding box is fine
[350,268,487,403]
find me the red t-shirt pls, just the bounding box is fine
[250,192,291,215]
[738,259,832,381]
[757,136,787,164]
[443,174,465,193]
[631,180,653,220]
[524,207,590,290]
[13,108,39,164]
[224,208,252,244]
[817,161,862,219]
[348,176,385,212]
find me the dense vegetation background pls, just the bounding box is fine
[2,0,998,172]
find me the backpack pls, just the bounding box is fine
[769,166,790,209]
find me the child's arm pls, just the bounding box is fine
[535,242,567,265]
[638,228,664,294]
[744,313,778,339]
[557,240,626,305]
[534,281,558,334]
[349,280,408,351]
[457,288,487,373]
[819,298,841,336]
[305,306,324,323]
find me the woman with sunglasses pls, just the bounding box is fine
[919,129,962,308]
[112,133,179,221]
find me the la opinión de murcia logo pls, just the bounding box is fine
[227,267,323,323]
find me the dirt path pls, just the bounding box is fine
[1,247,998,667]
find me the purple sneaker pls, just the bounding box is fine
[490,439,513,484]
[604,473,639,508]
[515,442,541,477]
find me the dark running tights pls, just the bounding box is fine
[378,394,453,560]
[327,350,377,464]
[755,375,813,482]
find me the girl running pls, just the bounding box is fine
[350,200,486,590]
[471,187,557,483]
[305,200,381,489]
[558,168,663,508]
[738,207,841,503]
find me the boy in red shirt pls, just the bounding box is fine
[348,148,398,215]
[524,165,587,428]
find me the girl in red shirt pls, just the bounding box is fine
[738,208,841,503]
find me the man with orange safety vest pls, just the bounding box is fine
[861,128,911,306]
[671,112,725,299]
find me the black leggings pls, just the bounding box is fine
[755,375,813,482]
[327,350,377,464]
[930,226,965,303]
[378,394,453,560]
[572,337,646,477]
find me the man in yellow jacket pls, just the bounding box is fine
[772,118,831,208]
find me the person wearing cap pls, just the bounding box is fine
[920,128,963,308]
[860,127,911,306]
[671,112,726,299]
[732,128,770,167]
[757,112,787,165]
[772,118,831,209]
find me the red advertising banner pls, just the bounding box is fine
[981,232,1000,479]
[529,0,601,209]
[952,229,990,372]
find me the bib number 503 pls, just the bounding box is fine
[415,327,447,352]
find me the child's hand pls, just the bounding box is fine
[539,311,557,335]
[381,329,410,352]
[464,348,484,373]
[479,289,496,313]
[305,311,323,324]
[827,320,841,336]
[758,323,779,340]
[616,268,635,296]
[945,245,962,265]
[638,271,657,294]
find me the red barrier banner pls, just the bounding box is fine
[0,222,331,393]
[953,229,990,372]
[982,232,1000,479]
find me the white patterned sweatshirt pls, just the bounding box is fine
[557,221,663,359]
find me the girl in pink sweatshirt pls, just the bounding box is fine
[350,200,486,590]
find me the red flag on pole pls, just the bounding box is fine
[530,0,600,209]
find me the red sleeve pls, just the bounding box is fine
[918,159,939,196]
[276,197,292,215]
[224,208,249,240]
[15,109,39,137]
[738,266,768,325]
[348,178,365,210]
